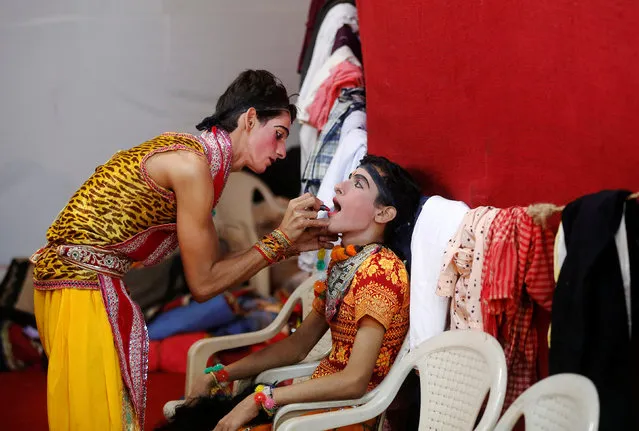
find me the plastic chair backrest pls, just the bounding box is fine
[298,275,332,363]
[215,172,283,296]
[494,373,599,431]
[414,330,507,431]
[274,330,507,431]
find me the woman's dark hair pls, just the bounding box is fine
[358,155,422,264]
[196,70,297,133]
[154,384,271,431]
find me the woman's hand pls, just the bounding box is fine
[186,373,215,401]
[213,394,260,431]
[278,193,330,243]
[289,226,339,254]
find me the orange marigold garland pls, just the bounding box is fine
[316,244,365,302]
[345,244,357,257]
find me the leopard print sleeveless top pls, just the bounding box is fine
[33,130,232,286]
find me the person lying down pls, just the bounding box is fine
[157,155,422,431]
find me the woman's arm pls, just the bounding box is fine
[147,150,332,302]
[224,311,329,381]
[272,317,385,402]
[212,317,386,431]
[188,310,329,399]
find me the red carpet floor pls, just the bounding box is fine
[0,371,185,430]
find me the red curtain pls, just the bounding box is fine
[358,0,639,207]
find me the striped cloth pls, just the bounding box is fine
[302,88,365,195]
[481,207,555,409]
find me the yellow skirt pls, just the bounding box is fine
[34,288,139,431]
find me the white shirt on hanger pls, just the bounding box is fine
[409,196,470,350]
[616,205,632,336]
[299,123,319,178]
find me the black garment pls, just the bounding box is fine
[549,190,634,431]
[299,0,356,86]
[298,0,329,73]
[331,24,362,63]
[625,199,639,430]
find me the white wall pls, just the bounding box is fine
[0,0,309,264]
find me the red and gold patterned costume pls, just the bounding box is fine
[243,246,410,431]
[311,247,410,390]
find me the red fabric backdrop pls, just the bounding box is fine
[357,0,638,207]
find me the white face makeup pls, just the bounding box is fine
[327,168,381,235]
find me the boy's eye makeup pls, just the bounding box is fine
[349,173,370,189]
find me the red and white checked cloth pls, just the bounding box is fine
[481,207,555,409]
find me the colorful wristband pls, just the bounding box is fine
[253,229,293,264]
[205,364,231,399]
[253,384,278,417]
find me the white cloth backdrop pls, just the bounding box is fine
[0,0,309,264]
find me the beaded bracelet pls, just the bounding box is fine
[253,229,293,264]
[204,364,231,399]
[253,384,278,417]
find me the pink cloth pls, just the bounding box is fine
[437,207,499,330]
[307,60,364,130]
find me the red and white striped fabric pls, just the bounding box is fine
[481,207,555,409]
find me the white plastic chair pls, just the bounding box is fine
[273,330,507,431]
[214,171,288,297]
[269,336,411,431]
[177,273,331,399]
[494,373,599,431]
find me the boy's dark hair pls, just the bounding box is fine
[359,154,422,263]
[196,70,297,133]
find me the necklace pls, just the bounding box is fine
[314,243,381,321]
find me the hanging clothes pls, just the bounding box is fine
[616,204,633,335]
[298,109,367,273]
[298,45,362,124]
[302,88,365,195]
[299,0,357,86]
[298,0,330,74]
[298,45,361,172]
[481,207,555,409]
[409,196,469,350]
[299,124,319,179]
[549,190,636,431]
[331,24,362,62]
[437,207,499,331]
[626,199,639,431]
[306,61,364,130]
